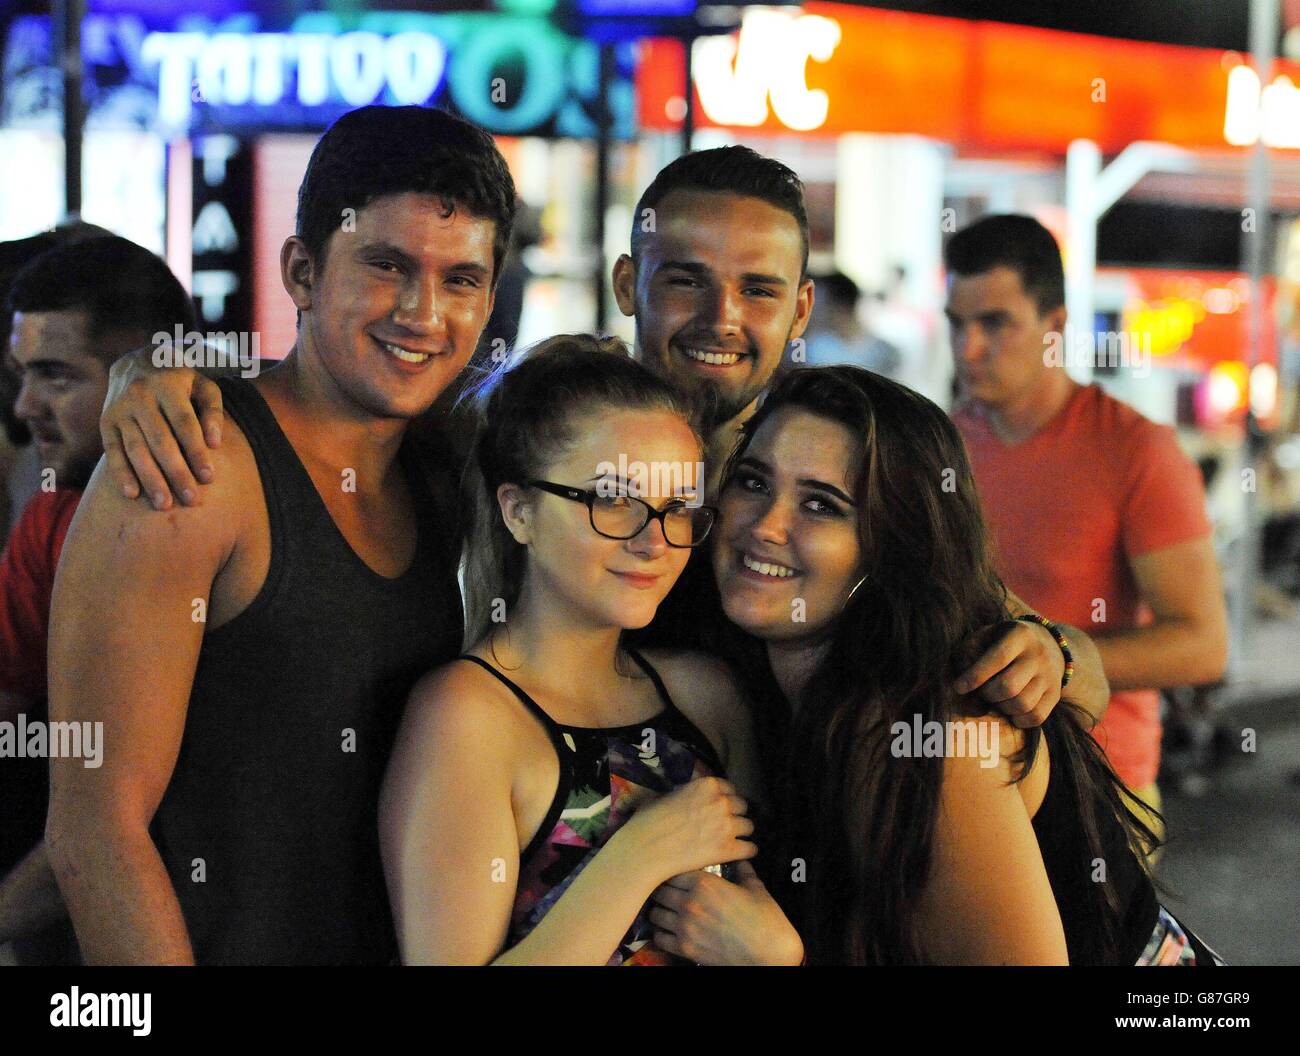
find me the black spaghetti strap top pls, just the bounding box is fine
[459,648,726,965]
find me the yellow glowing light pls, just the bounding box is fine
[1250,362,1278,418]
[1121,297,1206,356]
[1207,360,1249,415]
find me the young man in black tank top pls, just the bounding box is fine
[42,107,516,964]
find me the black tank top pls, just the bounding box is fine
[1030,715,1159,964]
[149,377,463,964]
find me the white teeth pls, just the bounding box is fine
[682,347,741,366]
[383,342,430,363]
[743,554,796,578]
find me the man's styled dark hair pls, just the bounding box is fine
[630,146,810,277]
[7,235,197,364]
[296,105,517,284]
[944,214,1066,315]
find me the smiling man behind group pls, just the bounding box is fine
[44,106,516,964]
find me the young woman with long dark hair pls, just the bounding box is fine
[648,366,1222,965]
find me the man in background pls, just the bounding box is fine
[798,271,902,379]
[945,214,1229,850]
[0,235,196,962]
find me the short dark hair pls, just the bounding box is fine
[7,236,197,363]
[814,271,861,311]
[630,146,809,277]
[296,105,517,284]
[1,222,114,445]
[944,214,1065,314]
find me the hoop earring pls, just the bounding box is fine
[845,574,868,605]
[489,620,524,672]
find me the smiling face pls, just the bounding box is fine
[286,191,498,421]
[713,406,864,643]
[8,308,121,489]
[504,406,704,631]
[945,265,1064,410]
[614,190,813,427]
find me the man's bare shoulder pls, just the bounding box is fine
[71,410,259,560]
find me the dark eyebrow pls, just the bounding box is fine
[657,261,787,287]
[800,480,856,506]
[583,472,630,487]
[18,357,75,372]
[447,262,491,277]
[657,260,710,276]
[356,241,490,277]
[356,240,416,266]
[736,456,856,505]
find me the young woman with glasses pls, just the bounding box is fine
[378,335,803,965]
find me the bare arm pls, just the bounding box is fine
[641,650,765,805]
[0,843,65,944]
[101,346,226,510]
[1091,536,1228,691]
[917,718,1069,965]
[380,666,755,966]
[45,456,237,964]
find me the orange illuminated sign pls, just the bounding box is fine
[638,3,1300,151]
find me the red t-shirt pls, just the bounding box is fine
[0,487,82,704]
[952,385,1211,788]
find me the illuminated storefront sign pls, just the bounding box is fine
[189,135,252,330]
[639,3,1300,151]
[143,30,450,127]
[693,8,840,132]
[1223,64,1300,148]
[1,13,637,139]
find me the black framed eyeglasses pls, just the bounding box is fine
[527,480,716,548]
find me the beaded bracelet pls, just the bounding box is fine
[1015,613,1074,689]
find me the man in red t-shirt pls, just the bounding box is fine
[0,236,196,960]
[944,215,1228,850]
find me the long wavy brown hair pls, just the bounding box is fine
[722,367,1160,964]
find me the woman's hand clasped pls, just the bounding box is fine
[649,860,803,966]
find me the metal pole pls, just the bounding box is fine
[55,0,85,219]
[1065,139,1100,384]
[1235,0,1279,680]
[682,32,695,156]
[594,43,614,333]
